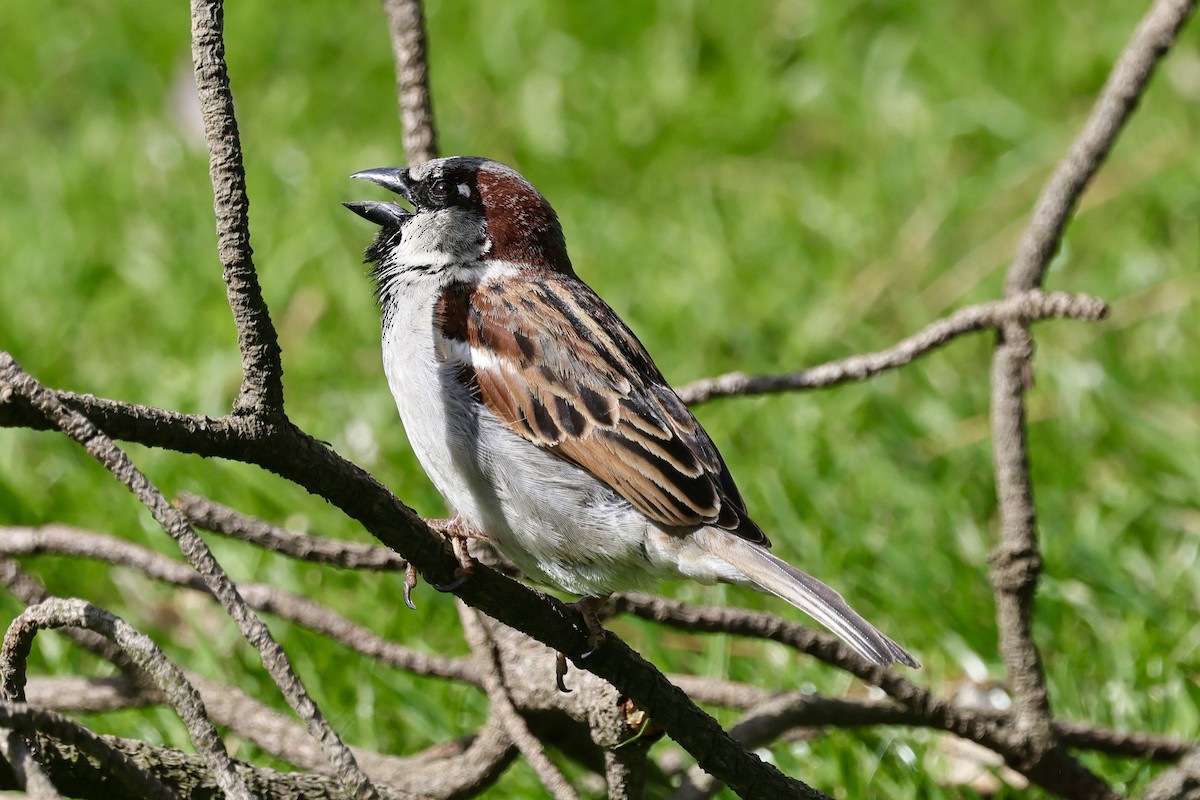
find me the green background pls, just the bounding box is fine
[1,1,1198,796]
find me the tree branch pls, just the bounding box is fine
[189,0,285,415]
[177,494,410,571]
[459,604,579,800]
[0,525,476,685]
[0,732,427,800]
[1004,0,1198,295]
[0,557,150,687]
[0,702,180,800]
[984,0,1195,795]
[676,290,1107,404]
[380,0,439,165]
[1141,750,1200,800]
[1,600,252,800]
[0,355,380,800]
[0,368,824,798]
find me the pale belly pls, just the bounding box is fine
[381,305,664,597]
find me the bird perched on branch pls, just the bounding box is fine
[345,156,917,668]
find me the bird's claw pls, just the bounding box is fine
[555,652,572,693]
[433,568,469,593]
[403,563,419,610]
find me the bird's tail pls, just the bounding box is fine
[716,535,919,668]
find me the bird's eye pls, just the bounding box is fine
[427,178,452,206]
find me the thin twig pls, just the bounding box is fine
[178,494,410,571]
[0,355,380,800]
[0,557,149,686]
[0,703,181,800]
[189,0,284,415]
[380,0,439,164]
[1,599,252,800]
[0,524,476,685]
[676,290,1107,405]
[1005,0,1198,295]
[665,674,774,709]
[985,0,1195,796]
[180,492,522,579]
[459,603,579,800]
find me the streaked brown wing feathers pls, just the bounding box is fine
[435,274,768,546]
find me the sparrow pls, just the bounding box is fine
[345,156,918,668]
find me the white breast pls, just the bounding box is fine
[380,280,488,526]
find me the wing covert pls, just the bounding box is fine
[434,273,769,547]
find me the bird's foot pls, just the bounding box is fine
[554,595,611,692]
[569,594,610,657]
[427,518,484,592]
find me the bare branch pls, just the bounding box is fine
[380,0,439,164]
[185,671,514,796]
[1054,722,1191,764]
[676,291,1108,404]
[983,1,1195,796]
[189,0,284,415]
[0,525,476,685]
[0,390,240,455]
[0,703,180,800]
[664,675,774,709]
[604,744,649,800]
[1142,750,1200,800]
[0,355,379,800]
[19,674,515,799]
[0,363,823,799]
[0,728,61,800]
[0,0,1192,794]
[0,557,149,686]
[178,494,410,571]
[459,604,579,800]
[1,599,251,800]
[24,677,157,715]
[181,493,522,580]
[613,592,1120,796]
[6,732,426,800]
[610,593,976,740]
[671,693,904,800]
[1005,0,1198,295]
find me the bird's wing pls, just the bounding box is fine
[433,272,769,547]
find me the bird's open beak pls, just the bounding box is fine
[350,167,414,202]
[345,167,414,228]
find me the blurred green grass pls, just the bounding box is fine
[1,1,1197,797]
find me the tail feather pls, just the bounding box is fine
[718,536,919,668]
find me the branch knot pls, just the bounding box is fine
[988,543,1044,594]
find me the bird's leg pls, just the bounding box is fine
[555,595,611,691]
[569,594,610,657]
[426,517,486,592]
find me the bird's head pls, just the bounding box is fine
[346,157,572,291]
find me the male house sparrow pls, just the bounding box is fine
[345,156,917,668]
